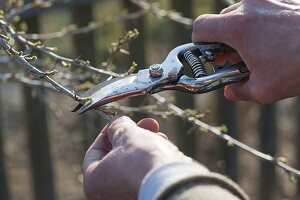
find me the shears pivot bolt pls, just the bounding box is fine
[149,64,164,78]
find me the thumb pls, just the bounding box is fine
[192,14,234,45]
[137,118,160,133]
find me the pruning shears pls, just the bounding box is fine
[71,43,250,114]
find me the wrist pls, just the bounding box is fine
[138,162,209,200]
[138,162,249,200]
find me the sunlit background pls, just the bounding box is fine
[0,0,299,200]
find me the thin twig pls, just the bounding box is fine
[152,94,300,177]
[106,104,170,117]
[0,37,89,103]
[130,0,193,26]
[95,109,113,122]
[0,72,57,89]
[21,10,145,41]
[5,1,53,22]
[130,0,235,26]
[0,19,120,77]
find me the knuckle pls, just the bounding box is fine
[192,16,203,41]
[108,116,134,132]
[225,13,255,42]
[192,14,214,41]
[113,116,131,124]
[193,14,209,29]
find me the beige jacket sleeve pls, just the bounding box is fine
[138,162,249,200]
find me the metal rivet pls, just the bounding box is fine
[149,64,163,77]
[205,51,215,61]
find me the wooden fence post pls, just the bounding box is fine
[0,87,10,200]
[71,1,101,150]
[296,97,300,196]
[170,0,196,157]
[123,0,147,121]
[217,94,239,180]
[22,5,55,199]
[259,104,277,200]
[214,0,239,181]
[124,0,146,70]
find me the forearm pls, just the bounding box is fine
[138,162,248,200]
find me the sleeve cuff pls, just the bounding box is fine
[138,162,248,200]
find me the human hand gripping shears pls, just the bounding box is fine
[71,43,250,114]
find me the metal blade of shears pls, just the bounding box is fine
[71,68,176,114]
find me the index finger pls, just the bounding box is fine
[192,13,235,47]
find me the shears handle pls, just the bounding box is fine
[156,43,250,93]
